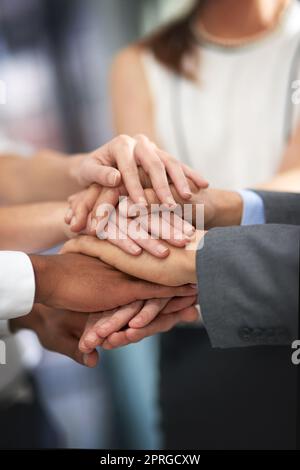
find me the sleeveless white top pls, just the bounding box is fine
[142,0,300,189]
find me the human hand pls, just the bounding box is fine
[70,134,208,208]
[61,230,204,287]
[10,304,99,367]
[139,186,243,230]
[65,183,196,258]
[29,253,197,312]
[79,296,199,353]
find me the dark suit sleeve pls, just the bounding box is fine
[254,191,300,225]
[197,224,299,348]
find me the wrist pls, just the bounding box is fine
[184,230,206,284]
[204,189,243,228]
[9,304,41,333]
[29,255,52,305]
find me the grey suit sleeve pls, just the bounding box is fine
[197,225,299,348]
[254,191,300,225]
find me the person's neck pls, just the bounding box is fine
[198,0,290,40]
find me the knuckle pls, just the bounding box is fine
[122,164,138,175]
[150,159,165,171]
[160,150,176,163]
[76,201,88,213]
[168,157,181,168]
[134,133,149,144]
[114,134,132,149]
[152,183,169,194]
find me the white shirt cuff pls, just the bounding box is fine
[0,251,35,320]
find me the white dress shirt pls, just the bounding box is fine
[0,251,35,336]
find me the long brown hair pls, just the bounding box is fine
[139,0,203,81]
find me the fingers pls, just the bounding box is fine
[118,200,192,254]
[81,155,121,187]
[89,187,121,234]
[79,312,108,353]
[66,184,101,233]
[58,333,99,367]
[126,223,170,258]
[128,297,170,329]
[162,212,195,237]
[177,305,200,323]
[79,305,200,353]
[160,295,197,314]
[124,306,199,344]
[103,210,171,258]
[134,135,176,207]
[102,220,142,256]
[82,350,99,368]
[120,193,195,238]
[180,162,209,189]
[126,311,183,342]
[79,300,145,352]
[102,309,188,349]
[92,300,144,338]
[156,148,192,200]
[102,331,129,349]
[78,292,197,354]
[110,136,147,205]
[132,280,198,301]
[139,212,190,248]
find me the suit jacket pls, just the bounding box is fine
[160,191,299,450]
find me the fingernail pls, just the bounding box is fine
[166,197,177,208]
[71,216,77,227]
[156,244,168,255]
[138,197,147,206]
[108,170,119,186]
[190,283,198,289]
[182,186,192,198]
[130,245,142,255]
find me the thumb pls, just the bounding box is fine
[83,159,121,187]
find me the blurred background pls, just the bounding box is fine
[0,0,190,151]
[0,0,191,450]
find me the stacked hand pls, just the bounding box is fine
[9,134,210,367]
[68,133,207,232]
[60,224,204,363]
[61,133,213,363]
[6,133,244,367]
[11,253,197,366]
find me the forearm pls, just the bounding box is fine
[255,167,300,193]
[0,201,70,252]
[0,149,84,204]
